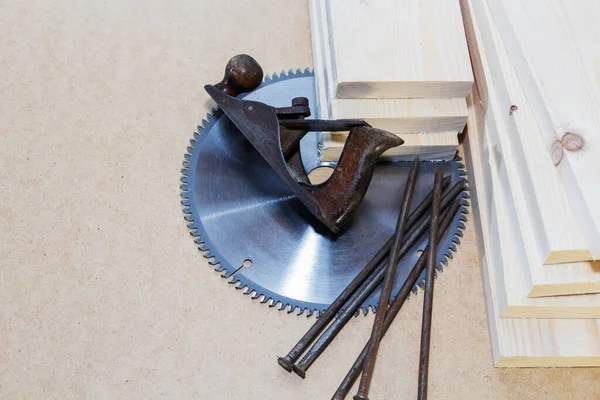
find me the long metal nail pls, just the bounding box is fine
[292,161,424,378]
[332,198,462,400]
[293,177,466,378]
[276,174,451,372]
[353,159,421,400]
[417,168,444,400]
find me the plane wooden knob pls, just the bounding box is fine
[213,54,264,97]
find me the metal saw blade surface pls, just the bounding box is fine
[181,71,469,316]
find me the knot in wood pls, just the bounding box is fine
[550,140,564,166]
[560,132,585,152]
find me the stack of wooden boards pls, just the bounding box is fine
[308,0,474,162]
[462,0,600,367]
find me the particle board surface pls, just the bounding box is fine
[327,0,474,98]
[309,0,468,133]
[463,0,600,298]
[2,1,600,398]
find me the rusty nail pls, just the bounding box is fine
[277,174,450,372]
[332,199,462,400]
[352,159,420,400]
[417,168,444,400]
[294,165,446,378]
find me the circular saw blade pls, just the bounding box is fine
[181,70,469,316]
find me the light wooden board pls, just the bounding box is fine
[309,0,468,133]
[326,0,473,99]
[321,131,458,162]
[463,0,593,265]
[464,87,600,366]
[472,47,600,318]
[463,0,600,298]
[486,0,600,259]
[463,0,600,317]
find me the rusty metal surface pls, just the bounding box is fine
[417,168,444,400]
[276,177,447,374]
[204,81,402,233]
[331,198,462,400]
[353,159,420,400]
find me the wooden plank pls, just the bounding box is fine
[309,0,468,133]
[487,0,600,259]
[321,131,458,162]
[464,1,600,316]
[463,0,600,300]
[463,0,593,265]
[464,87,600,366]
[326,0,473,99]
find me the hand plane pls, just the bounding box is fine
[204,55,404,233]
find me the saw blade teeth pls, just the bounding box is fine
[207,257,219,266]
[445,251,453,260]
[459,205,470,214]
[214,264,226,273]
[180,73,469,316]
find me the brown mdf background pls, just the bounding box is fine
[1,1,598,398]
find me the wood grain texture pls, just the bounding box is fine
[309,0,467,133]
[327,0,473,99]
[321,132,458,162]
[465,87,600,366]
[464,0,593,265]
[487,0,600,259]
[463,0,600,300]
